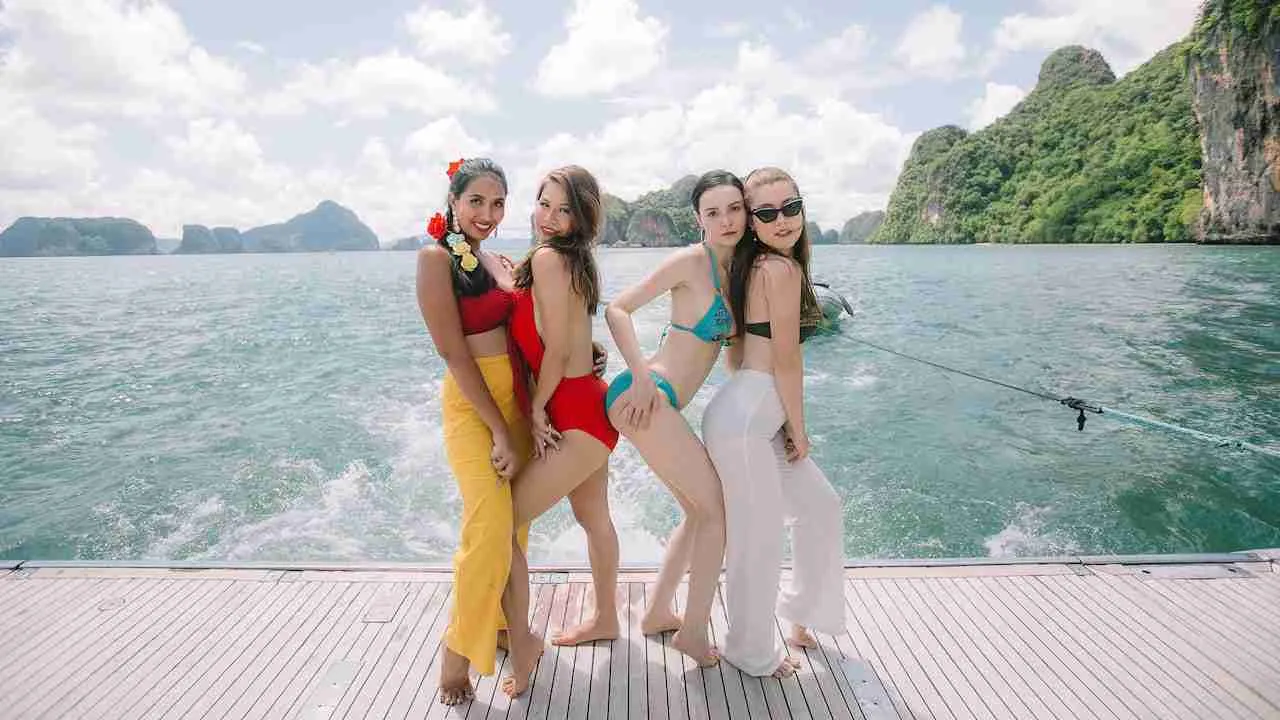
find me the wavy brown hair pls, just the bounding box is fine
[729,166,822,336]
[514,165,603,314]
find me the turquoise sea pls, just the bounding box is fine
[1,244,1277,564]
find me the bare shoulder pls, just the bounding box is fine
[418,243,451,268]
[530,245,570,278]
[754,253,801,283]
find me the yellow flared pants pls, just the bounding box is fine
[441,353,531,676]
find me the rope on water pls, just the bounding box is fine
[842,335,1280,460]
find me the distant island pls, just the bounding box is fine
[0,200,379,258]
[1,1,1274,257]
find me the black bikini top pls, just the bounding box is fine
[743,321,816,343]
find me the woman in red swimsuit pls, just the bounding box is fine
[499,165,620,698]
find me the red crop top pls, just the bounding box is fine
[457,287,515,335]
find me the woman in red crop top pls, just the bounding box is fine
[414,157,531,706]
[499,166,620,699]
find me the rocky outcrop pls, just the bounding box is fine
[624,209,682,247]
[0,217,157,256]
[242,200,379,253]
[389,235,426,251]
[871,40,1199,243]
[839,211,885,243]
[177,224,246,253]
[1190,1,1280,243]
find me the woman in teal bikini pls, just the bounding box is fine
[602,170,746,666]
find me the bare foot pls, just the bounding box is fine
[671,628,719,667]
[787,624,818,649]
[771,656,802,679]
[640,609,682,635]
[439,648,474,705]
[552,613,620,646]
[500,631,545,698]
[496,629,509,651]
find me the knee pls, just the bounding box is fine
[574,507,618,541]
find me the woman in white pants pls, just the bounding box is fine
[701,166,846,678]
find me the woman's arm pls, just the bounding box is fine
[605,249,688,376]
[760,256,808,458]
[416,246,512,444]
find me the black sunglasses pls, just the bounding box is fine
[750,197,804,223]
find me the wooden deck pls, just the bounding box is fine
[1,553,1278,719]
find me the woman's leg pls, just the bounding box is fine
[438,369,529,703]
[774,437,847,644]
[702,372,795,677]
[500,430,612,698]
[552,464,620,645]
[611,400,725,666]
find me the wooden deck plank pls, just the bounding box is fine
[3,562,1279,718]
[625,582,649,720]
[8,578,198,717]
[709,583,756,720]
[1027,574,1240,720]
[559,583,590,720]
[879,578,1009,720]
[663,584,691,720]
[1149,578,1280,675]
[263,582,385,720]
[945,576,1120,720]
[597,583,628,720]
[643,584,671,720]
[340,582,448,720]
[137,579,310,720]
[0,577,141,678]
[1044,574,1253,720]
[109,580,276,719]
[173,578,332,719]
[54,577,252,719]
[0,577,108,669]
[833,582,914,720]
[903,577,1056,720]
[845,578,945,719]
[1092,572,1280,718]
[1012,574,1199,719]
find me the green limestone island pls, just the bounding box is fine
[872,0,1280,244]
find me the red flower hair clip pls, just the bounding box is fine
[427,212,447,241]
[447,158,465,178]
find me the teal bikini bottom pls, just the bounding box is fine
[605,369,680,412]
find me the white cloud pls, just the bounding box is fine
[895,5,966,78]
[0,0,245,118]
[515,84,915,230]
[990,0,1201,75]
[236,41,266,55]
[965,82,1026,129]
[0,93,101,190]
[405,1,511,66]
[533,0,667,97]
[259,51,495,118]
[404,116,494,163]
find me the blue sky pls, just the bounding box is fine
[0,0,1201,242]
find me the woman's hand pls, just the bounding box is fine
[490,428,521,483]
[531,405,562,459]
[783,428,810,463]
[617,371,659,430]
[592,341,608,377]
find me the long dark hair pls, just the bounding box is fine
[729,167,822,336]
[442,157,508,297]
[513,165,603,315]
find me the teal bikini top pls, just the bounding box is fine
[666,243,733,346]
